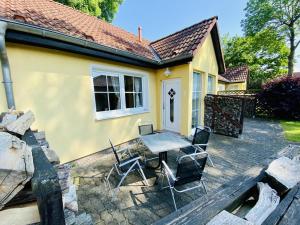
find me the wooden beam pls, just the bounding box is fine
[22,130,65,225]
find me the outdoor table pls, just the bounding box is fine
[140,132,191,169]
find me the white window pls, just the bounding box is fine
[92,68,149,120]
[192,72,202,129]
[207,75,215,94]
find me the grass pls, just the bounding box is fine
[280,120,300,142]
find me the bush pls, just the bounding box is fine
[257,76,300,120]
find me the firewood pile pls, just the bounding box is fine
[0,110,93,225]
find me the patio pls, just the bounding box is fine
[71,118,287,225]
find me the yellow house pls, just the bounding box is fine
[218,65,249,91]
[0,0,225,163]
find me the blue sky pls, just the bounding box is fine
[113,0,299,71]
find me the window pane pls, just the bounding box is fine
[193,72,201,92]
[125,93,134,108]
[134,77,142,92]
[93,76,107,92]
[135,93,143,107]
[124,76,134,92]
[192,110,199,128]
[192,92,200,109]
[109,93,121,110]
[94,93,109,112]
[107,76,120,92]
[208,75,214,94]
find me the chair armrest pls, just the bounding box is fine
[162,161,177,182]
[119,156,141,167]
[116,147,133,157]
[194,144,208,151]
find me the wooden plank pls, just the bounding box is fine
[22,130,65,225]
[154,171,266,225]
[261,184,300,225]
[6,111,35,135]
[278,198,300,225]
[207,210,253,225]
[0,202,40,225]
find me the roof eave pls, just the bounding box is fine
[2,19,159,65]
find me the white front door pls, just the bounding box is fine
[162,79,181,133]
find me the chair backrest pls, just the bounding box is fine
[175,152,208,186]
[138,124,154,136]
[109,139,120,164]
[162,160,177,188]
[192,127,211,150]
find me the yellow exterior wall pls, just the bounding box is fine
[225,82,247,90]
[0,43,157,163]
[0,32,221,162]
[191,33,219,129]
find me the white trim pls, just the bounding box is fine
[90,65,150,120]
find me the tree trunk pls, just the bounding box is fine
[288,26,295,76]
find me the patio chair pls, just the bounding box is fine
[105,139,149,193]
[179,126,214,167]
[137,123,159,164]
[161,152,208,211]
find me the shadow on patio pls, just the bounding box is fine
[71,118,287,225]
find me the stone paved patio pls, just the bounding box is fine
[70,118,287,225]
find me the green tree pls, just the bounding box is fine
[222,29,289,88]
[55,0,123,22]
[242,0,300,75]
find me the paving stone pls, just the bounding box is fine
[72,118,288,225]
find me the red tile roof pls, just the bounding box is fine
[0,0,223,67]
[219,65,249,83]
[0,0,155,59]
[150,17,218,61]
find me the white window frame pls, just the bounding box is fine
[90,65,149,120]
[191,71,202,131]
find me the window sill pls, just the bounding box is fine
[95,109,150,121]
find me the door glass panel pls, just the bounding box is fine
[168,88,176,123]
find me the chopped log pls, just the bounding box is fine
[33,131,45,141]
[0,132,34,209]
[41,145,60,164]
[0,113,17,127]
[207,210,254,225]
[266,157,300,189]
[0,202,40,225]
[6,111,35,135]
[262,184,300,225]
[245,182,280,225]
[5,182,36,207]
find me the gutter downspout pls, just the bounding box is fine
[0,21,15,109]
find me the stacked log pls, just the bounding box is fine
[0,111,35,210]
[0,110,93,225]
